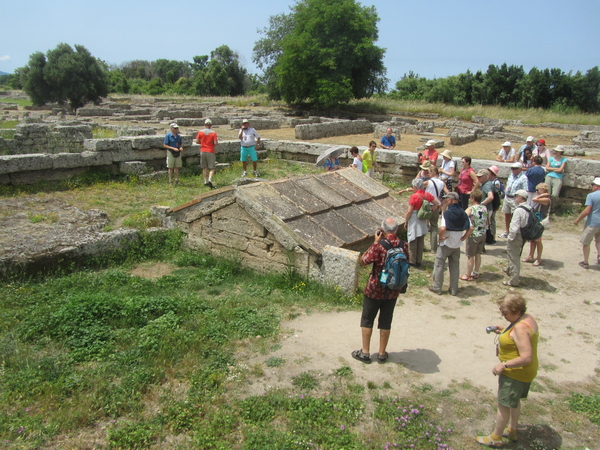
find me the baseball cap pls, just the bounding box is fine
[526,136,535,142]
[446,192,459,201]
[242,119,250,124]
[537,139,546,145]
[511,162,523,169]
[170,123,179,128]
[205,118,212,125]
[593,177,600,186]
[426,139,436,146]
[502,141,511,147]
[515,189,528,199]
[476,169,489,177]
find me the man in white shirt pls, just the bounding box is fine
[430,192,473,296]
[238,119,261,177]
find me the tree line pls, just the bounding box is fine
[390,64,600,113]
[2,0,599,113]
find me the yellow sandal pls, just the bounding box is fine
[476,434,504,447]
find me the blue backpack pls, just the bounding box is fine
[378,239,410,290]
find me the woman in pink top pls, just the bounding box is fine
[456,156,479,210]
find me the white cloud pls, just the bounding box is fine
[0,55,11,62]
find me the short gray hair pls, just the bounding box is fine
[381,217,398,233]
[412,178,424,190]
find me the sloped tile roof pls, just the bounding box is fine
[170,168,408,255]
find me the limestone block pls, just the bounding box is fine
[320,245,360,294]
[170,189,236,223]
[391,117,418,125]
[565,157,600,176]
[120,161,147,175]
[80,151,115,166]
[83,138,133,152]
[450,133,477,146]
[50,153,83,169]
[395,151,420,166]
[77,107,114,116]
[129,136,165,150]
[211,203,267,239]
[375,149,399,164]
[208,229,250,251]
[0,154,53,174]
[563,173,596,189]
[295,119,373,140]
[171,118,204,127]
[233,118,281,129]
[127,109,151,116]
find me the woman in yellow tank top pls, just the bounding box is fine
[477,294,539,447]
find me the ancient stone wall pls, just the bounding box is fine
[295,119,373,140]
[0,122,93,155]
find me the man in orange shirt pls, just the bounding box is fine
[195,118,219,188]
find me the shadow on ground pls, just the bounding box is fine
[503,424,563,450]
[392,348,441,373]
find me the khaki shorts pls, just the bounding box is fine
[501,196,517,214]
[200,151,216,170]
[466,234,486,257]
[580,226,600,246]
[167,151,182,169]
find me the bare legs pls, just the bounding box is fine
[361,327,390,357]
[168,167,179,185]
[492,402,521,438]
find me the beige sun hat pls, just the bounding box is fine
[441,149,453,159]
[420,160,433,170]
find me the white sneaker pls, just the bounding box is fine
[254,170,260,177]
[242,171,247,177]
[498,232,509,238]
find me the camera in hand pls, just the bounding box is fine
[486,326,496,334]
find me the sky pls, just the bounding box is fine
[1,0,599,89]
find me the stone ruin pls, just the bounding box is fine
[160,168,407,293]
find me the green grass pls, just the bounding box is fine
[0,97,32,107]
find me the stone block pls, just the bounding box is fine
[391,117,418,125]
[450,133,477,146]
[128,136,165,150]
[295,119,373,140]
[120,161,147,175]
[83,138,133,152]
[211,203,267,239]
[320,245,360,294]
[0,154,53,174]
[229,118,281,129]
[77,107,114,116]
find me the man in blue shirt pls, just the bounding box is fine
[163,123,183,186]
[380,128,396,149]
[574,177,600,268]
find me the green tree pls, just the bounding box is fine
[253,0,387,108]
[192,46,248,96]
[19,43,108,109]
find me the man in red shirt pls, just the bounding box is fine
[195,118,219,188]
[418,140,439,166]
[352,217,409,364]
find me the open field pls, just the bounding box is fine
[1,97,600,449]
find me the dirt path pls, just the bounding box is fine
[233,226,600,447]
